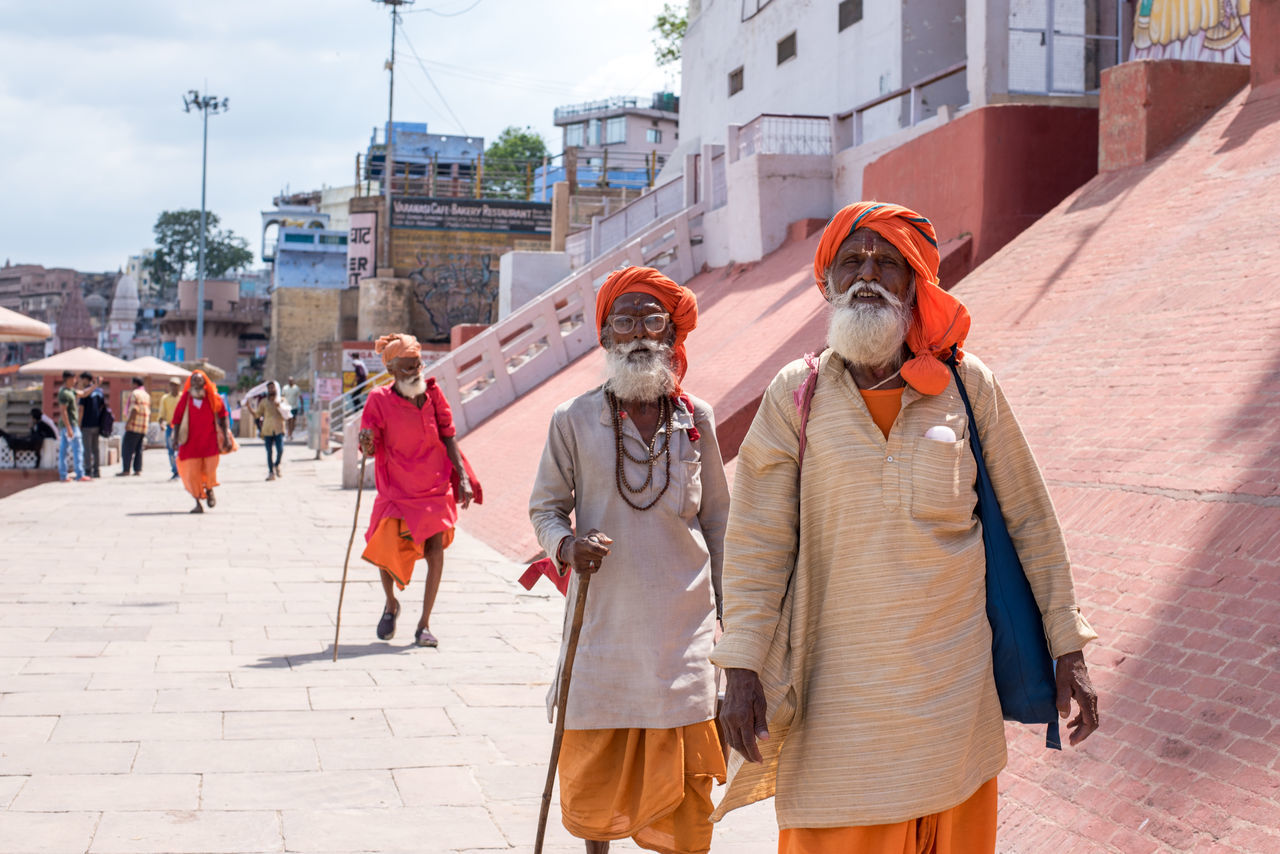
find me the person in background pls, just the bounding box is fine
[77,373,106,479]
[157,377,182,480]
[247,381,287,480]
[56,370,88,482]
[281,376,303,440]
[0,408,57,466]
[118,376,150,477]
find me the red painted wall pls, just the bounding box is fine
[861,105,1099,283]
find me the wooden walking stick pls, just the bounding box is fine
[332,453,368,662]
[534,571,592,853]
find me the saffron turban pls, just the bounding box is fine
[181,369,225,417]
[813,202,972,396]
[595,266,698,383]
[375,333,422,365]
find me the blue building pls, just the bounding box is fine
[260,206,348,291]
[363,122,485,196]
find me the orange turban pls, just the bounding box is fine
[180,369,225,418]
[813,202,971,396]
[595,266,698,383]
[374,333,422,365]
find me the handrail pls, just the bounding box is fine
[837,61,967,120]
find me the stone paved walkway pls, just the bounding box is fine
[0,443,776,853]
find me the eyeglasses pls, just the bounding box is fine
[607,313,669,335]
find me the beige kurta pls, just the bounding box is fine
[529,387,731,730]
[711,350,1097,828]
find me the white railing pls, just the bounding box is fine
[735,114,832,160]
[326,367,392,449]
[710,152,727,210]
[839,62,967,147]
[567,176,688,269]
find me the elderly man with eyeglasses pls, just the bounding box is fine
[529,266,731,854]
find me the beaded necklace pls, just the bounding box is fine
[607,391,675,511]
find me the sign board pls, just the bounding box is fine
[391,197,552,234]
[346,211,378,286]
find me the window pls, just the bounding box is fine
[838,0,862,31]
[728,66,744,96]
[565,122,584,147]
[741,0,773,21]
[777,31,797,64]
[646,128,663,144]
[588,118,602,146]
[319,234,347,246]
[604,116,626,144]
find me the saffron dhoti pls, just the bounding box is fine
[360,517,455,588]
[558,720,726,854]
[177,455,219,500]
[777,777,998,854]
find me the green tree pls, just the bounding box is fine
[143,209,254,297]
[482,126,549,200]
[652,2,687,67]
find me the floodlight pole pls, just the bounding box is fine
[183,89,229,361]
[373,0,414,272]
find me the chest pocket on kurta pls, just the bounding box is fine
[675,443,702,519]
[910,436,978,530]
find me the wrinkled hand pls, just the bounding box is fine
[558,529,613,575]
[1056,650,1099,746]
[358,428,375,457]
[456,477,474,510]
[720,668,770,763]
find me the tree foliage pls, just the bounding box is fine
[482,126,549,200]
[652,2,687,67]
[143,210,254,297]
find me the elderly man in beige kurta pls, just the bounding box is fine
[713,203,1099,854]
[529,267,730,854]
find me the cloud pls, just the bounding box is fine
[0,0,676,271]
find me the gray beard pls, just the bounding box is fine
[395,374,427,398]
[825,280,913,370]
[604,340,677,402]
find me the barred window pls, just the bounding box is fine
[777,31,797,64]
[838,0,862,32]
[728,66,744,96]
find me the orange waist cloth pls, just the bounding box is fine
[778,777,997,854]
[559,720,726,854]
[360,517,454,589]
[860,387,905,440]
[177,455,219,500]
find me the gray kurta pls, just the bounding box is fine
[529,387,730,730]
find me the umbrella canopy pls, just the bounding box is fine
[19,346,135,376]
[128,355,191,379]
[0,306,53,343]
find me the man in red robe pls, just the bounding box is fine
[358,333,474,648]
[171,370,234,514]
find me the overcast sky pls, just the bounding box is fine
[0,0,676,273]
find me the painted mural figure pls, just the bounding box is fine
[1131,0,1251,63]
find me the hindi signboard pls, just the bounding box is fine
[346,211,378,287]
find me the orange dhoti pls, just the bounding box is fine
[177,455,220,501]
[778,777,998,854]
[361,517,454,589]
[558,720,726,854]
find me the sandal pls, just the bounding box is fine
[376,603,400,640]
[414,627,438,648]
[205,488,216,508]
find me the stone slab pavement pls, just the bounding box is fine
[0,442,778,853]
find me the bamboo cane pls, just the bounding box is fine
[534,572,592,853]
[332,453,367,662]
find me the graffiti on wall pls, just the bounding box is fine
[1131,0,1251,64]
[390,196,551,341]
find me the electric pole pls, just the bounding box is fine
[182,88,229,361]
[373,0,414,273]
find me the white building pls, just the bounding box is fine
[103,273,141,358]
[676,0,1126,154]
[124,251,157,300]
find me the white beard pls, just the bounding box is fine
[825,280,913,370]
[604,340,677,401]
[395,373,427,398]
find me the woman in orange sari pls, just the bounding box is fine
[172,370,234,513]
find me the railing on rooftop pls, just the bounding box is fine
[566,177,688,268]
[554,92,679,122]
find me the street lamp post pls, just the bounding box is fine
[182,89,229,362]
[373,0,413,272]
